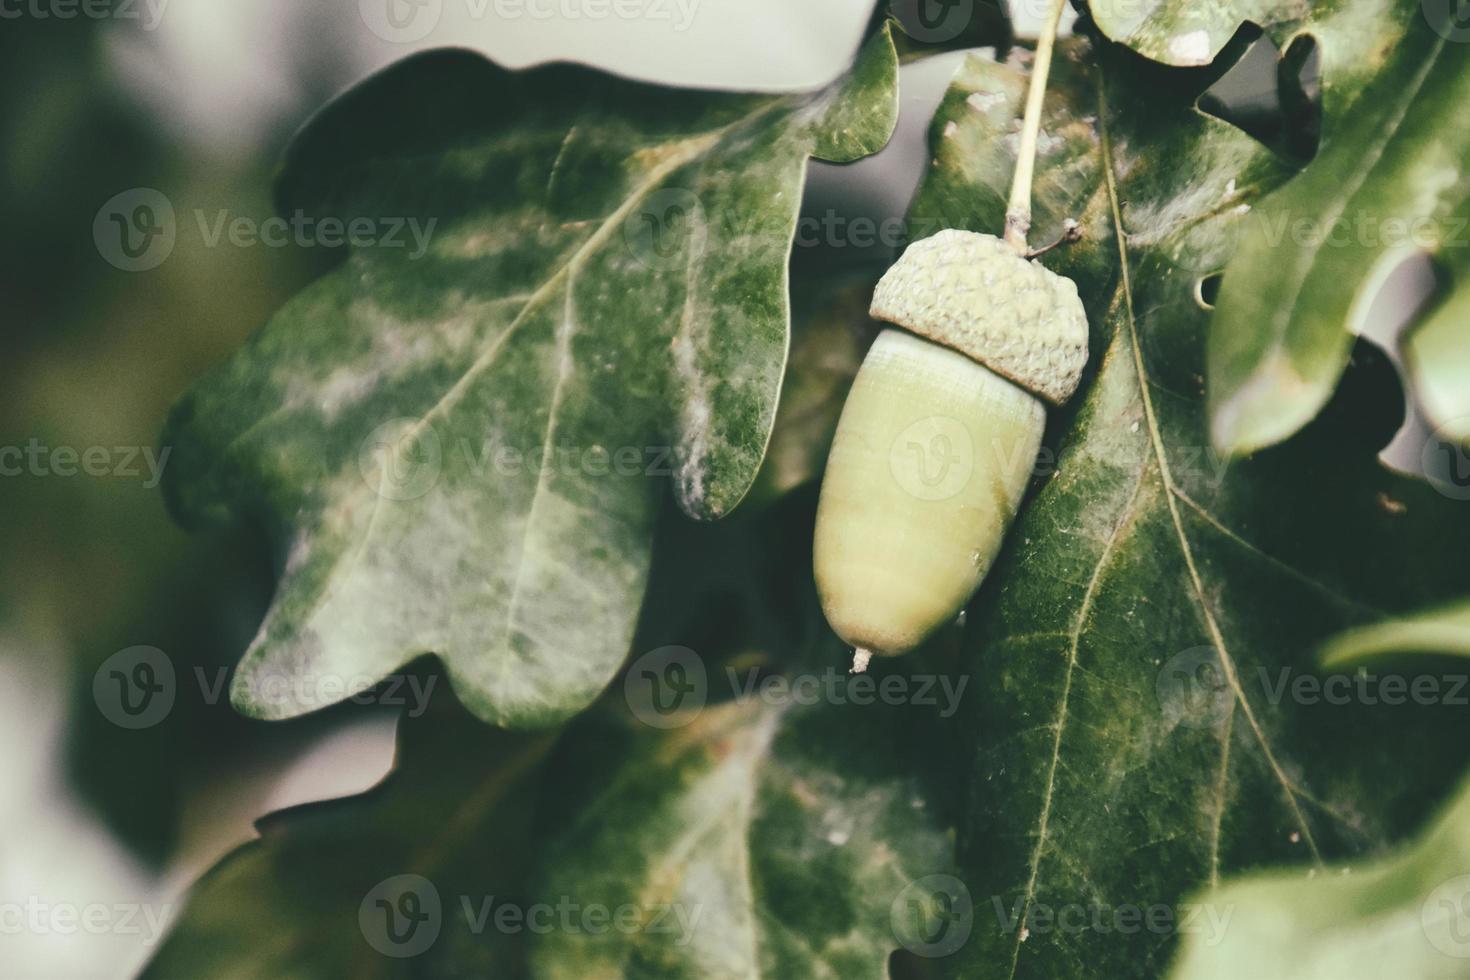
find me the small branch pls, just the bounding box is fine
[1004,0,1071,255]
[1026,218,1082,259]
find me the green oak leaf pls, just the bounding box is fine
[1207,12,1470,455]
[527,682,961,979]
[1404,294,1470,444]
[1322,598,1470,667]
[161,29,899,729]
[1169,770,1470,979]
[908,30,1470,980]
[1089,0,1416,95]
[1090,0,1284,68]
[141,677,554,979]
[745,279,875,506]
[140,493,964,979]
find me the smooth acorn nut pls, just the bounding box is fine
[813,230,1089,665]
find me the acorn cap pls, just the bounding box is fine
[869,229,1089,406]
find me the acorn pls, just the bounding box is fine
[813,229,1089,669]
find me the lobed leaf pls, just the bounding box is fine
[1321,598,1470,667]
[161,29,899,729]
[1170,771,1470,980]
[527,690,960,979]
[1207,16,1470,455]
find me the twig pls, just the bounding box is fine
[1004,0,1071,255]
[1026,218,1082,258]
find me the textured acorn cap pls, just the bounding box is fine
[869,229,1089,405]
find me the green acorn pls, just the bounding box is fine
[813,230,1089,669]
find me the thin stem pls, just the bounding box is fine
[1004,0,1070,254]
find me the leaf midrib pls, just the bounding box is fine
[991,58,1352,979]
[260,112,741,690]
[1096,67,1324,870]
